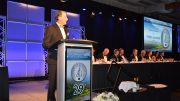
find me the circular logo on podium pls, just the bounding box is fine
[71,63,87,82]
[161,28,170,48]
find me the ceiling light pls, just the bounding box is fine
[119,18,122,21]
[91,12,95,16]
[60,0,68,2]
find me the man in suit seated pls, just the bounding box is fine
[97,48,110,62]
[111,49,120,62]
[157,51,165,61]
[129,49,139,61]
[92,47,96,63]
[145,50,153,61]
[139,50,146,61]
[118,48,128,63]
[151,51,159,61]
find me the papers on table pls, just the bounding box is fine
[119,81,139,93]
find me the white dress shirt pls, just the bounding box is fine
[56,22,66,39]
[122,56,128,62]
[135,56,138,61]
[104,56,108,62]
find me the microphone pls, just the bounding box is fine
[64,25,80,29]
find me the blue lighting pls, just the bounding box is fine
[7,1,45,78]
[99,12,102,15]
[178,25,180,52]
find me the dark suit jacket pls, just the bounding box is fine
[111,55,119,62]
[157,56,164,61]
[129,54,139,61]
[118,55,127,62]
[139,55,146,61]
[42,23,69,64]
[97,53,110,61]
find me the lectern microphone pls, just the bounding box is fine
[64,25,80,29]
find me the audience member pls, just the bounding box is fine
[92,47,96,63]
[151,51,159,61]
[157,51,165,61]
[129,49,139,61]
[139,50,146,61]
[97,48,110,62]
[146,50,153,61]
[111,49,120,62]
[118,48,128,62]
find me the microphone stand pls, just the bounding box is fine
[107,61,138,93]
[107,61,121,93]
[65,25,86,40]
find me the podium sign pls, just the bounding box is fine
[57,39,94,101]
[66,47,91,100]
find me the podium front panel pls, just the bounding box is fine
[57,42,92,101]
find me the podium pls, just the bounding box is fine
[57,39,96,101]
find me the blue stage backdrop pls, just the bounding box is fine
[7,1,81,78]
[178,25,180,53]
[7,1,45,78]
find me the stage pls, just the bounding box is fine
[9,80,99,101]
[8,80,180,101]
[9,80,48,101]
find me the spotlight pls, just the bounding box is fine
[119,17,122,21]
[60,0,68,2]
[99,12,102,15]
[91,12,95,16]
[124,17,127,20]
[112,14,115,17]
[134,20,136,22]
[82,8,86,11]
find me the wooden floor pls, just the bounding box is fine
[9,80,48,101]
[9,80,97,101]
[9,80,180,101]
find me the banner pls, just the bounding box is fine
[66,47,91,101]
[144,17,172,52]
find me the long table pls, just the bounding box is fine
[0,67,9,101]
[92,62,180,90]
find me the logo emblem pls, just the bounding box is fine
[71,63,87,82]
[161,28,170,48]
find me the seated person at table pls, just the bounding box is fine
[97,48,110,62]
[151,51,159,61]
[118,48,128,62]
[139,50,146,61]
[145,50,153,61]
[129,49,139,61]
[111,49,120,62]
[154,51,159,59]
[157,51,165,61]
[92,47,96,63]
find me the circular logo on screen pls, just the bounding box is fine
[161,28,170,48]
[71,63,87,82]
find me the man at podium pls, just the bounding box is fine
[42,10,69,101]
